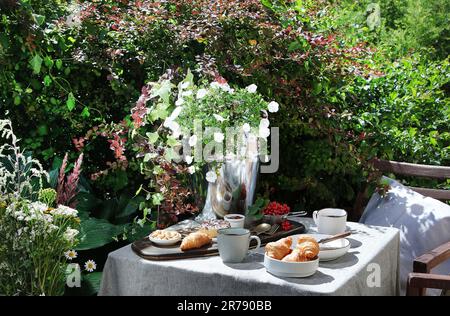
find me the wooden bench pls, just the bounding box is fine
[355,159,450,296]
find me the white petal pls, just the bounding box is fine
[181,81,190,89]
[188,166,196,174]
[175,98,184,106]
[246,84,257,93]
[268,101,279,113]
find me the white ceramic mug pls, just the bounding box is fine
[217,228,261,263]
[224,214,245,228]
[312,208,347,235]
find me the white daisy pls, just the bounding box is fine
[206,170,217,183]
[242,123,251,133]
[64,250,78,260]
[84,260,97,272]
[268,101,279,113]
[196,88,208,99]
[214,132,224,143]
[213,114,225,122]
[246,84,257,93]
[188,135,198,147]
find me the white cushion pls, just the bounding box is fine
[360,177,450,295]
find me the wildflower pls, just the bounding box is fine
[64,250,78,260]
[196,88,208,99]
[206,170,217,183]
[214,132,224,143]
[268,101,279,113]
[84,260,97,272]
[64,228,79,242]
[54,205,78,217]
[246,84,257,93]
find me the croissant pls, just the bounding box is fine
[296,240,319,260]
[282,248,307,262]
[180,232,212,251]
[265,237,292,260]
[296,235,317,245]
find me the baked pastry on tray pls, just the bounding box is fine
[180,231,212,251]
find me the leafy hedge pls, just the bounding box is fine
[1,0,449,230]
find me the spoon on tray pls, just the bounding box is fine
[251,223,272,235]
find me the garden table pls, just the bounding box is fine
[98,218,400,296]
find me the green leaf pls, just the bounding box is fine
[166,135,180,147]
[81,272,102,296]
[76,217,123,250]
[66,92,76,111]
[115,196,146,221]
[30,54,43,74]
[44,56,54,68]
[43,75,52,87]
[32,14,45,26]
[152,193,164,206]
[146,132,159,144]
[14,95,21,105]
[81,107,90,118]
[55,59,63,70]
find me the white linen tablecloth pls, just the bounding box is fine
[99,218,400,296]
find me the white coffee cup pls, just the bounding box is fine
[217,228,261,263]
[224,214,245,228]
[312,208,347,235]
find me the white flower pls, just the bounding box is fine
[246,84,257,93]
[268,101,279,113]
[185,155,193,164]
[188,166,196,174]
[259,126,270,139]
[64,228,79,242]
[30,201,48,214]
[175,98,184,106]
[54,205,78,217]
[206,170,217,183]
[259,118,270,129]
[188,135,198,147]
[181,90,193,97]
[210,81,231,92]
[181,81,190,89]
[84,260,97,272]
[65,250,78,260]
[196,88,208,99]
[213,114,225,122]
[165,120,181,137]
[242,123,251,133]
[214,132,224,143]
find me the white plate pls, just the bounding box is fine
[264,254,319,278]
[291,234,350,262]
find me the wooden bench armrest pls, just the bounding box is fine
[413,241,450,273]
[406,273,450,296]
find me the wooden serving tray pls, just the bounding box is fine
[131,220,306,261]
